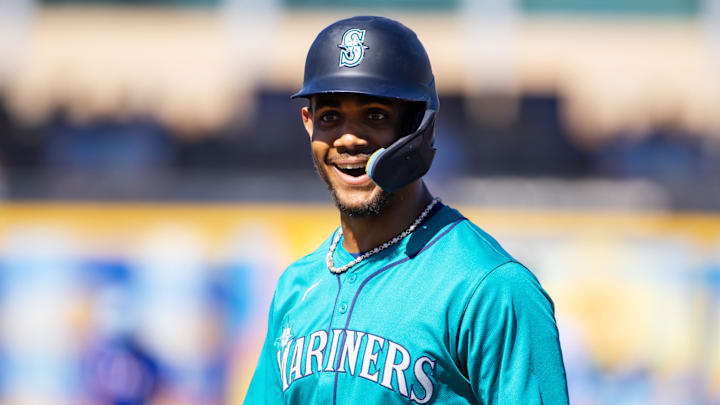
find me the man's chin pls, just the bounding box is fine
[331,189,393,218]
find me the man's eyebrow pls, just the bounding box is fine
[314,97,394,110]
[355,94,394,107]
[360,101,394,109]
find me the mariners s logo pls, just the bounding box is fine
[338,28,369,67]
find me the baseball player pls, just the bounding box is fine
[245,16,568,405]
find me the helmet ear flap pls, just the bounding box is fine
[401,101,428,137]
[366,109,437,192]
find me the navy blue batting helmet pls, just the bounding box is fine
[293,16,439,192]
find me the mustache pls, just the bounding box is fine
[328,152,375,164]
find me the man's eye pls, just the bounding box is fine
[368,111,386,120]
[320,112,339,122]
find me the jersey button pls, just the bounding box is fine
[348,274,357,283]
[338,302,348,314]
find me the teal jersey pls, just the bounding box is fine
[245,204,568,405]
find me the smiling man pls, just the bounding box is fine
[244,16,568,405]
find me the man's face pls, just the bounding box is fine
[302,93,407,217]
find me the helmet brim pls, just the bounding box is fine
[291,74,439,111]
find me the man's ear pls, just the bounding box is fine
[301,107,313,139]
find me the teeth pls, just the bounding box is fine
[337,163,366,170]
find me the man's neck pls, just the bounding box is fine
[340,181,433,254]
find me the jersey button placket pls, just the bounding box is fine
[332,270,360,327]
[339,271,358,316]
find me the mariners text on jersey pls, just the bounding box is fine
[245,204,569,405]
[276,327,436,403]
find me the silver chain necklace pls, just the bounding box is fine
[326,197,440,274]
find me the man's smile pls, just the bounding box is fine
[329,154,373,185]
[333,165,371,185]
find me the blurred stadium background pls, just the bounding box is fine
[1,0,720,404]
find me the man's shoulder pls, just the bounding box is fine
[430,206,516,270]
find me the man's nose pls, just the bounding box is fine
[333,127,369,151]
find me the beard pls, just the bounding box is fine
[331,187,393,218]
[312,153,393,218]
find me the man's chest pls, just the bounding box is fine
[273,263,471,404]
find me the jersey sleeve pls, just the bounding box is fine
[458,261,569,405]
[243,291,284,405]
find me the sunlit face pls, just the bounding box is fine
[302,93,407,217]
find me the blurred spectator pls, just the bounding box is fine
[459,94,590,177]
[594,121,704,183]
[43,108,173,174]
